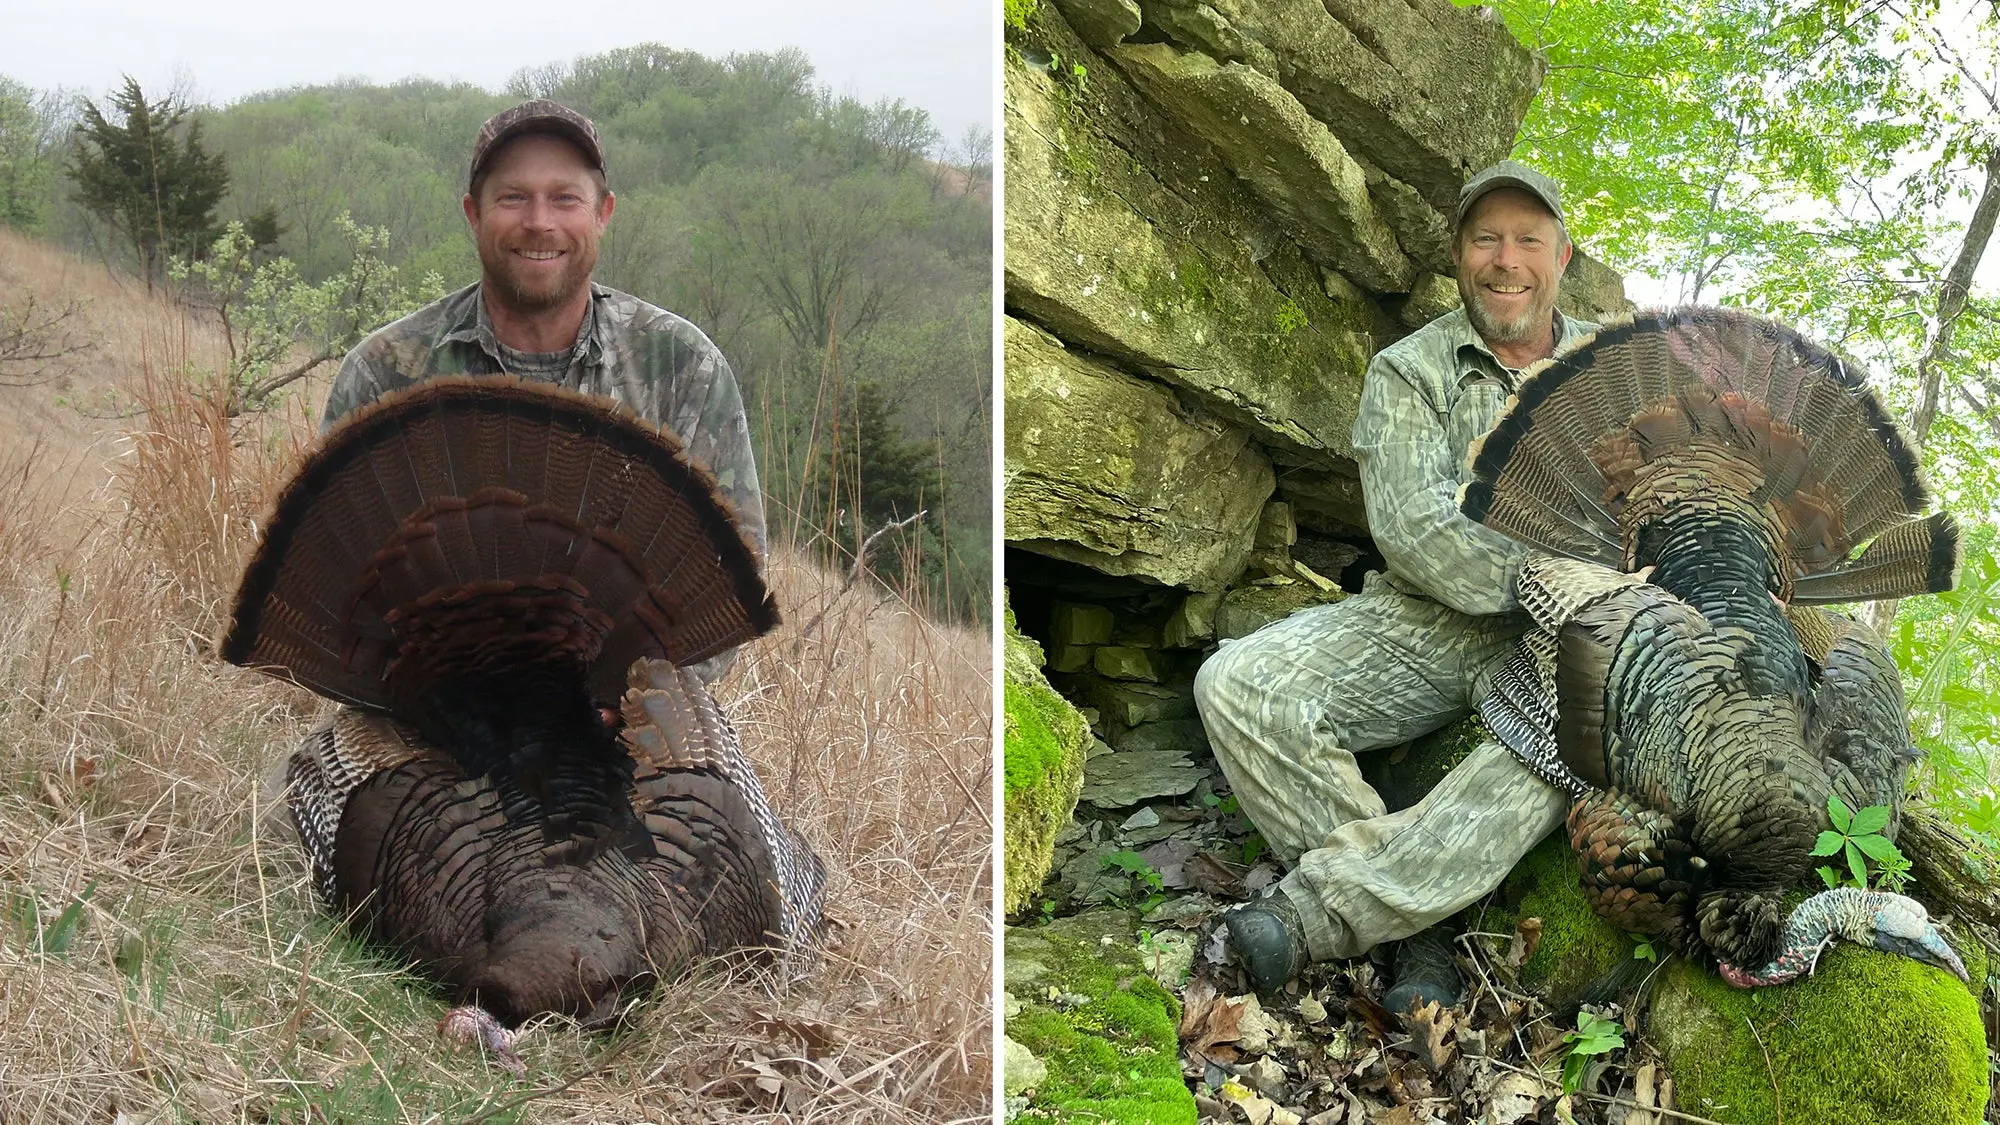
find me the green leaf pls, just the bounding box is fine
[1561,1052,1586,1095]
[1853,833,1902,863]
[1818,865,1840,890]
[1810,830,1846,856]
[1846,841,1870,887]
[1848,804,1891,837]
[1827,793,1854,832]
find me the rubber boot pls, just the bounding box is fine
[1223,893,1308,995]
[1383,924,1463,1013]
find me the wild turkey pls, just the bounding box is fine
[1459,306,1966,984]
[222,377,825,1056]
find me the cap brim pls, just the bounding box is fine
[471,119,604,183]
[1455,177,1563,228]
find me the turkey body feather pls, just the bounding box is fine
[1460,307,1959,981]
[228,378,822,1026]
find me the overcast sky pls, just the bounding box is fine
[2,0,994,144]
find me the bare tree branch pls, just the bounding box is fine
[1909,143,2000,443]
[0,294,91,386]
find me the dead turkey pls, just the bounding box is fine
[222,377,825,1044]
[1460,306,1965,985]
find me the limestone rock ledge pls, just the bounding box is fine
[1005,316,1274,591]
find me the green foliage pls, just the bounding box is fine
[1004,0,1040,33]
[1632,935,1656,963]
[1559,1010,1625,1095]
[1812,794,1913,892]
[0,76,57,231]
[69,76,230,285]
[1102,850,1165,895]
[170,213,445,413]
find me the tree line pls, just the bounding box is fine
[0,46,993,624]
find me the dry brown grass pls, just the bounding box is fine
[0,238,994,1123]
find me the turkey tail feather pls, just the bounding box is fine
[1459,308,1951,600]
[222,378,778,708]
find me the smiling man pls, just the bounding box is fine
[1196,161,1591,1009]
[323,100,763,561]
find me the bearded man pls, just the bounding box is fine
[1196,161,1592,1009]
[324,100,762,571]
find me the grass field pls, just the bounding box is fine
[0,228,994,1123]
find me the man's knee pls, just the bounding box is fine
[1193,636,1256,728]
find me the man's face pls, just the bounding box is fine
[463,134,615,317]
[1452,187,1572,346]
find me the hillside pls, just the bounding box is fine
[0,232,992,1122]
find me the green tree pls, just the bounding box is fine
[171,213,444,413]
[0,76,56,231]
[69,76,230,287]
[819,378,932,528]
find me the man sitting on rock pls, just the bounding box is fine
[1193,160,1591,1010]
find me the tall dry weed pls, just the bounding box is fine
[0,287,993,1121]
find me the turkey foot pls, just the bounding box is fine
[439,1005,527,1075]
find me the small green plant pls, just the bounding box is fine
[1631,936,1656,962]
[1241,834,1268,865]
[1812,795,1911,891]
[1103,849,1164,895]
[1559,1010,1625,1094]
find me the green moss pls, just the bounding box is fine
[1653,943,1988,1124]
[1274,298,1309,336]
[1004,601,1089,913]
[1004,0,1040,32]
[1006,913,1197,1124]
[1493,834,1630,1008]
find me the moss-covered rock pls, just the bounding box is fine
[1003,8,1388,467]
[1214,581,1346,640]
[1004,909,1197,1124]
[1652,942,1988,1124]
[1108,41,1414,291]
[1493,837,1991,1123]
[1005,600,1092,915]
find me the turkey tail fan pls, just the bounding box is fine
[221,377,779,710]
[1459,307,1950,598]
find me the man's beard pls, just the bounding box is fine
[480,240,596,317]
[1458,272,1552,345]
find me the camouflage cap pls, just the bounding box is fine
[469,99,605,189]
[1455,160,1565,230]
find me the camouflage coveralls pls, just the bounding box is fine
[1194,306,1595,962]
[322,280,763,681]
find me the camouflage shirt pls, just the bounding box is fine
[1351,305,1595,617]
[324,281,766,556]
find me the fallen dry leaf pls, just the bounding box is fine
[1625,1060,1675,1125]
[1219,1077,1303,1125]
[1179,974,1249,1068]
[1403,1001,1456,1074]
[1187,851,1248,897]
[1506,917,1543,969]
[1484,1072,1546,1124]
